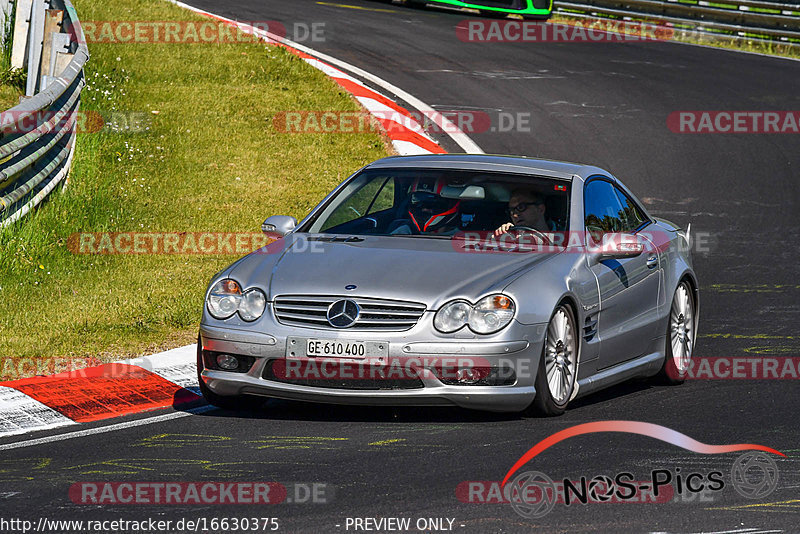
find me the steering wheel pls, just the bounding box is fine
[507,226,552,245]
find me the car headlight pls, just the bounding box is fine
[469,295,515,334]
[206,279,266,322]
[434,295,515,334]
[239,288,267,322]
[433,300,471,333]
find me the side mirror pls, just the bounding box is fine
[589,233,645,261]
[261,215,297,236]
[598,241,644,260]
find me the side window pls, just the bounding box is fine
[367,178,395,215]
[613,187,647,232]
[321,177,395,231]
[584,180,625,243]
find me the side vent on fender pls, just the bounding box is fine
[584,315,598,341]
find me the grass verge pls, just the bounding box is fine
[0,0,389,376]
[0,2,24,109]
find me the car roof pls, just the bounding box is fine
[364,154,611,182]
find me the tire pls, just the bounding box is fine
[528,303,578,416]
[196,336,266,410]
[656,281,695,385]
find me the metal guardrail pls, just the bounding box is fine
[0,0,88,226]
[554,0,800,46]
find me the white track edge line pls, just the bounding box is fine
[0,405,216,451]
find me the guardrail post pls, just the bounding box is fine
[0,0,14,40]
[39,9,63,85]
[42,31,70,87]
[24,0,46,96]
[11,0,33,69]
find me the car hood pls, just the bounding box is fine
[229,235,556,310]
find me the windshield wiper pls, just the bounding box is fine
[305,235,365,243]
[382,234,453,240]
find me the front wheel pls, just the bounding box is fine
[528,303,578,416]
[656,281,695,384]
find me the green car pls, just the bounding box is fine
[408,0,553,19]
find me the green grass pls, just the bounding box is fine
[0,82,20,109]
[0,0,389,372]
[0,1,24,109]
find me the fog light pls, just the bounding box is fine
[216,354,239,371]
[435,365,516,386]
[457,367,482,385]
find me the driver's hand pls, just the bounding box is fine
[493,222,513,238]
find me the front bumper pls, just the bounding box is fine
[199,316,546,413]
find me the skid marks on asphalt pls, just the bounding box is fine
[0,457,328,484]
[131,428,457,452]
[651,529,785,533]
[698,332,800,358]
[132,433,348,450]
[705,284,800,294]
[705,499,800,514]
[0,457,52,481]
[367,438,406,446]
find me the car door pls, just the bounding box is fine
[584,178,661,368]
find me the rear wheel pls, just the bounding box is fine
[196,336,266,410]
[528,303,578,416]
[656,281,695,384]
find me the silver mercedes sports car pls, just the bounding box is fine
[197,154,698,415]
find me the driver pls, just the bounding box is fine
[404,177,461,234]
[493,189,551,237]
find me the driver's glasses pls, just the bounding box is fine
[508,201,541,215]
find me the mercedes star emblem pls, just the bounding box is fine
[327,299,360,328]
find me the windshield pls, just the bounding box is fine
[302,168,571,238]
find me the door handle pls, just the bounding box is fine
[646,256,658,269]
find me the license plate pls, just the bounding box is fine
[286,337,388,359]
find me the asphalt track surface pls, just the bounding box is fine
[3,1,800,532]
